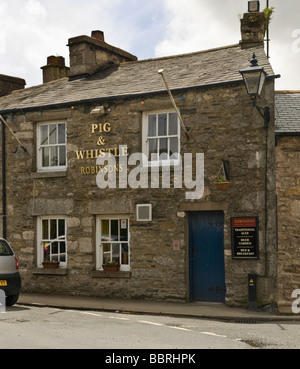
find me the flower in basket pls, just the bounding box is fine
[42,259,60,269]
[214,176,231,191]
[102,261,119,267]
[43,260,60,264]
[215,176,229,183]
[102,260,120,271]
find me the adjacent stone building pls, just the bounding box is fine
[0,6,281,308]
[275,91,300,313]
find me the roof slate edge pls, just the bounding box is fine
[0,75,280,115]
[275,90,300,94]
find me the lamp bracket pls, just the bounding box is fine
[252,100,270,129]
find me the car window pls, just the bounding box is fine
[0,240,13,256]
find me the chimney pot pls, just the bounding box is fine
[248,1,260,12]
[91,30,105,41]
[47,55,66,67]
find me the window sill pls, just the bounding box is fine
[31,171,67,179]
[142,161,182,170]
[91,270,131,279]
[32,268,68,276]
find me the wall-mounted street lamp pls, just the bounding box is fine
[239,52,271,283]
[239,53,270,128]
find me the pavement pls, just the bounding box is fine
[17,293,300,322]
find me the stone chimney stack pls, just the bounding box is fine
[41,56,70,83]
[240,1,267,49]
[67,30,138,79]
[0,74,26,97]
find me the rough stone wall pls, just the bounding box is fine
[1,80,277,306]
[276,136,300,313]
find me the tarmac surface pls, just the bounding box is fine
[18,293,300,322]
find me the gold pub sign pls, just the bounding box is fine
[75,123,128,175]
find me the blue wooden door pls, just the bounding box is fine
[189,211,226,302]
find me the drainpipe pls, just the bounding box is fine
[264,113,269,278]
[1,119,6,239]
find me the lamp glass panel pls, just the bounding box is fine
[243,70,262,97]
[258,71,266,97]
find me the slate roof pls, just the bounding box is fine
[0,44,276,114]
[275,91,300,134]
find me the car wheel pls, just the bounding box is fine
[6,293,19,306]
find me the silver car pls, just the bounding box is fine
[0,239,21,306]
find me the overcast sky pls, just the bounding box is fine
[0,0,299,90]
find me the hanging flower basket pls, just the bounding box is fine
[42,261,60,269]
[214,182,231,191]
[214,177,231,191]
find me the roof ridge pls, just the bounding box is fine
[122,44,242,66]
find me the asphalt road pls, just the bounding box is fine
[0,304,300,350]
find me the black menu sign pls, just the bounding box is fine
[231,217,259,259]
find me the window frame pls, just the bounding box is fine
[37,216,67,268]
[142,110,181,167]
[96,216,130,272]
[37,121,67,172]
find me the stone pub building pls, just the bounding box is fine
[0,4,282,309]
